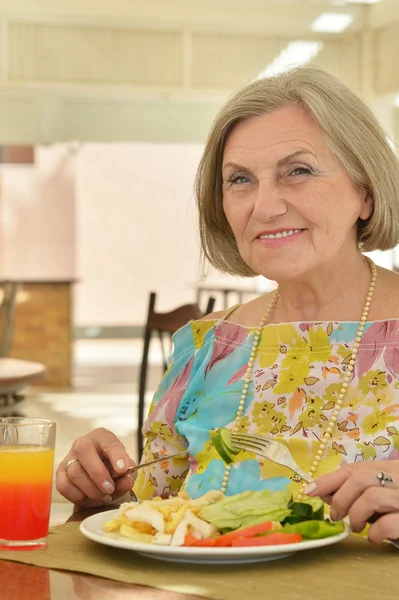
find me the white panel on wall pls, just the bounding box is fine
[0,96,37,142]
[191,34,361,92]
[8,23,183,86]
[60,98,222,143]
[191,34,280,87]
[375,24,399,95]
[312,37,361,92]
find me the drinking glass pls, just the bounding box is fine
[0,417,56,550]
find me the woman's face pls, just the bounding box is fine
[222,104,372,282]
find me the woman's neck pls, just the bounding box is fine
[270,252,372,323]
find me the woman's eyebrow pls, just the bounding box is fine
[223,150,316,172]
[277,150,316,167]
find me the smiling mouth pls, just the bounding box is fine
[258,229,303,240]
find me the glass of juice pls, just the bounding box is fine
[0,417,56,550]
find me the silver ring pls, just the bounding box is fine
[65,457,80,475]
[377,471,396,487]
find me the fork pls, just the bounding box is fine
[231,432,399,549]
[113,451,188,480]
[231,432,312,484]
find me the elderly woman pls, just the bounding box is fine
[57,67,399,545]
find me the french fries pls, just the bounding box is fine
[104,490,223,546]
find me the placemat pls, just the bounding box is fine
[0,521,397,600]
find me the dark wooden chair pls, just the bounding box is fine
[137,292,216,458]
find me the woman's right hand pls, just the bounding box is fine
[56,428,136,507]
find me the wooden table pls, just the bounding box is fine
[0,358,45,391]
[1,561,208,599]
[0,504,207,600]
[1,503,398,600]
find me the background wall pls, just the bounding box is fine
[0,0,376,145]
[1,0,399,330]
[74,142,204,326]
[0,145,76,280]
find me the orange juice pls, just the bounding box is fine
[0,445,55,548]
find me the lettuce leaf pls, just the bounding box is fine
[198,490,292,531]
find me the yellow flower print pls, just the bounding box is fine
[195,438,221,474]
[274,344,311,394]
[355,441,377,461]
[298,395,325,429]
[273,326,331,395]
[134,470,158,500]
[323,382,362,410]
[251,400,287,435]
[336,344,352,362]
[150,421,177,444]
[165,473,186,495]
[277,324,305,346]
[235,415,251,433]
[308,326,332,363]
[362,408,397,436]
[257,326,280,369]
[258,437,342,488]
[359,370,388,397]
[191,320,216,350]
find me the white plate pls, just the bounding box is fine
[80,509,350,565]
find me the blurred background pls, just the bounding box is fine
[1,0,399,492]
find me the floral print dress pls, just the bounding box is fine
[133,316,399,500]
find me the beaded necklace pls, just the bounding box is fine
[220,257,377,496]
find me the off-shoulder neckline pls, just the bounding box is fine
[191,317,399,330]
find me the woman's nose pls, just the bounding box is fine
[252,180,288,222]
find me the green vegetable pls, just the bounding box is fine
[210,428,240,464]
[302,497,324,520]
[198,489,292,530]
[282,520,345,539]
[284,498,324,524]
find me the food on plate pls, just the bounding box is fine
[103,488,345,548]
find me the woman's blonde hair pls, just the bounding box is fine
[196,66,399,277]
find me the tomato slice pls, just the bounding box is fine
[189,537,218,547]
[214,521,273,547]
[184,534,201,546]
[231,533,303,547]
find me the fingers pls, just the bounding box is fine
[303,461,399,544]
[76,428,132,483]
[56,428,136,507]
[96,430,133,474]
[368,513,399,545]
[304,463,358,498]
[58,458,116,505]
[56,467,88,504]
[329,468,395,522]
[113,473,136,497]
[349,487,399,533]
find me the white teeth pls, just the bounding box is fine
[259,229,302,240]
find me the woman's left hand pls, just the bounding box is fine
[304,461,399,543]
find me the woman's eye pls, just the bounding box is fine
[228,175,250,185]
[289,166,313,177]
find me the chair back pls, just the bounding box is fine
[137,292,215,458]
[0,282,19,357]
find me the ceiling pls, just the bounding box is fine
[0,0,398,37]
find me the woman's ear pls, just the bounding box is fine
[359,193,373,221]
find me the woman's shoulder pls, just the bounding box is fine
[371,266,399,320]
[201,293,276,326]
[201,309,226,321]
